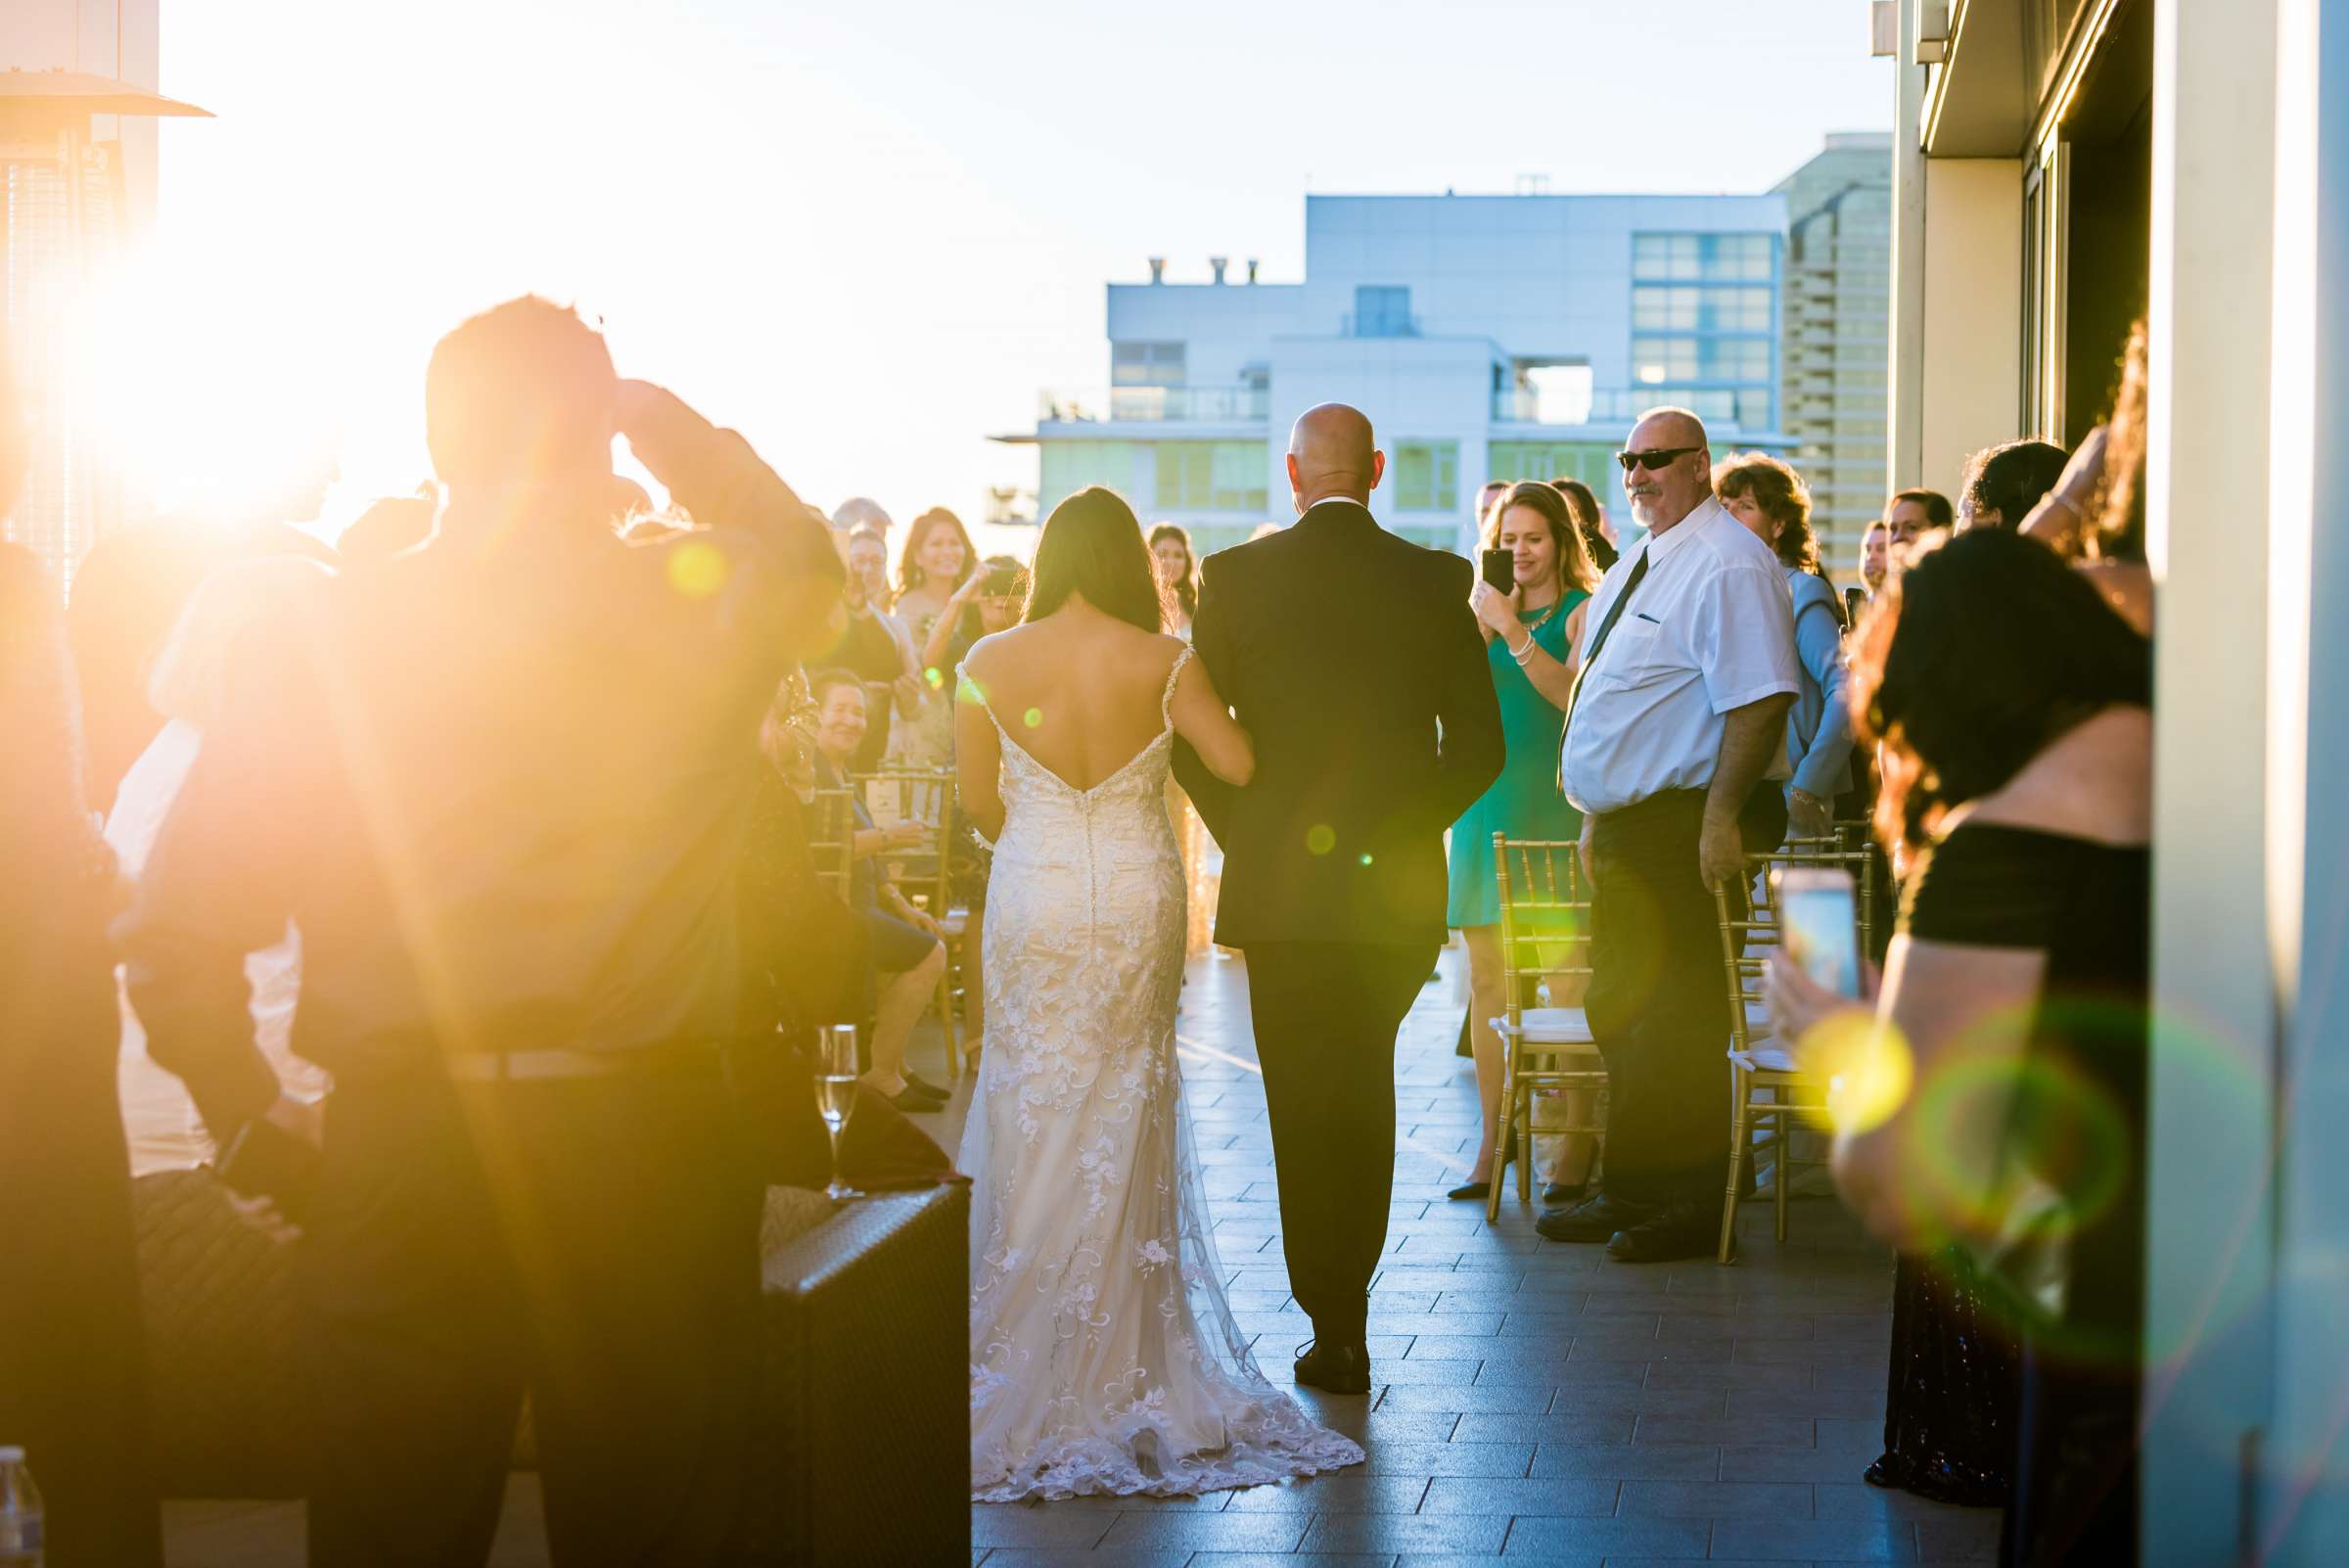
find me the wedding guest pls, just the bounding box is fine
[831,494,893,543]
[1768,526,2150,1564]
[1552,477,1618,572]
[1474,478,1509,537]
[1149,523,1200,638]
[108,558,336,1180]
[1958,439,2068,530]
[1447,483,1599,1203]
[1885,487,1952,554]
[836,525,923,771]
[0,544,165,1568]
[119,298,844,1563]
[2021,320,2153,634]
[805,669,950,1110]
[1715,453,1854,842]
[889,506,982,766]
[1860,520,1891,600]
[1540,406,1798,1262]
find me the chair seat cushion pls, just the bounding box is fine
[1497,1007,1597,1046]
[1733,1042,1799,1074]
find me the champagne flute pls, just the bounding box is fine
[815,1024,863,1203]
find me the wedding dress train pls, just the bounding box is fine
[958,646,1364,1501]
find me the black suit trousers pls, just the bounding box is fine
[298,1062,762,1568]
[1584,788,1782,1208]
[1242,942,1435,1343]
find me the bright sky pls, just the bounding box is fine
[134,0,1892,538]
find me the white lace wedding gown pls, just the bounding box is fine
[958,646,1364,1501]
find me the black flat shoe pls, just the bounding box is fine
[1542,1179,1589,1206]
[883,1083,946,1112]
[1535,1191,1655,1243]
[902,1070,948,1099]
[1293,1340,1372,1396]
[1605,1198,1714,1263]
[1446,1180,1493,1201]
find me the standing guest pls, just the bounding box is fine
[119,298,844,1565]
[2021,320,2154,634]
[1957,439,2069,531]
[1885,487,1952,555]
[1716,453,1855,842]
[836,525,924,772]
[108,558,337,1179]
[804,670,949,1111]
[0,544,165,1568]
[1768,527,2151,1562]
[1149,522,1200,638]
[1860,520,1891,599]
[1538,407,1799,1262]
[1446,483,1599,1202]
[889,506,982,767]
[1551,477,1618,573]
[830,494,893,544]
[1473,478,1509,537]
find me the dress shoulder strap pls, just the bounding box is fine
[1160,643,1195,729]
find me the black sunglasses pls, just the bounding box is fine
[1616,445,1702,474]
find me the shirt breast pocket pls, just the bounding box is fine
[1597,614,1670,691]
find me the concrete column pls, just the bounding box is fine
[1915,160,2022,494]
[2140,0,2283,1560]
[1886,0,1929,492]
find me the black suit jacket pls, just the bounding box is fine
[1174,500,1503,948]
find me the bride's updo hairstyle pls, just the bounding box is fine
[1023,485,1173,634]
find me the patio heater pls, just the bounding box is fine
[0,67,208,592]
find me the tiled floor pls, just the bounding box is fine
[163,945,1998,1566]
[953,945,2001,1568]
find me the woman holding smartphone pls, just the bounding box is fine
[1446,482,1599,1202]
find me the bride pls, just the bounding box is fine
[953,486,1364,1501]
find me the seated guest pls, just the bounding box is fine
[1767,527,2152,1564]
[804,669,950,1111]
[1715,453,1854,843]
[107,558,337,1178]
[1958,439,2069,531]
[1449,482,1599,1202]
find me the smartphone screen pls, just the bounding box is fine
[1776,868,1860,997]
[1480,548,1515,593]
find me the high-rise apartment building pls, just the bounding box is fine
[1775,133,1892,580]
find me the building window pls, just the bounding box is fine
[1155,440,1268,512]
[1631,284,1773,333]
[1393,440,1458,512]
[1633,232,1775,282]
[1353,285,1414,338]
[1488,441,1618,491]
[1112,342,1186,387]
[1632,335,1773,386]
[1040,441,1136,507]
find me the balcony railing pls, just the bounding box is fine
[1038,385,1270,424]
[1490,387,1752,426]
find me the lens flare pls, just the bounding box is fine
[1023,708,1042,728]
[666,540,727,598]
[1306,824,1336,855]
[1792,1010,1912,1135]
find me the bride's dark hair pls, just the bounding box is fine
[1023,485,1171,634]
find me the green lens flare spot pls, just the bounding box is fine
[1306,824,1337,855]
[1023,708,1042,728]
[925,667,945,688]
[665,540,728,599]
[1359,853,1374,866]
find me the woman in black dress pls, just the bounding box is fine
[1770,528,2152,1566]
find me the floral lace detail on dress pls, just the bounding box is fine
[956,646,1365,1501]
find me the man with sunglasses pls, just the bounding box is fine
[1538,407,1800,1263]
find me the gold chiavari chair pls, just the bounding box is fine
[803,780,856,903]
[1486,834,1609,1223]
[851,767,967,1078]
[1712,830,1877,1263]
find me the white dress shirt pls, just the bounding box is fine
[1559,495,1801,816]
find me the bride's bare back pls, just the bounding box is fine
[955,597,1250,837]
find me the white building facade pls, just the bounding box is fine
[1008,192,1793,555]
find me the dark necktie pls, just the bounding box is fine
[1560,547,1651,744]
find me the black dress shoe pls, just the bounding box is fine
[1446,1180,1492,1202]
[1534,1191,1655,1243]
[1292,1340,1372,1396]
[1605,1198,1715,1263]
[883,1082,946,1112]
[1542,1179,1589,1206]
[903,1070,948,1099]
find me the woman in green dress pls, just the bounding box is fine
[1446,481,1602,1200]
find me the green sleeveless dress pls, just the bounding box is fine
[1446,588,1589,929]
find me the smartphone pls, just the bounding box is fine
[215,1114,323,1222]
[1480,547,1515,594]
[1775,866,1860,997]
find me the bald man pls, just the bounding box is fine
[1174,403,1503,1396]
